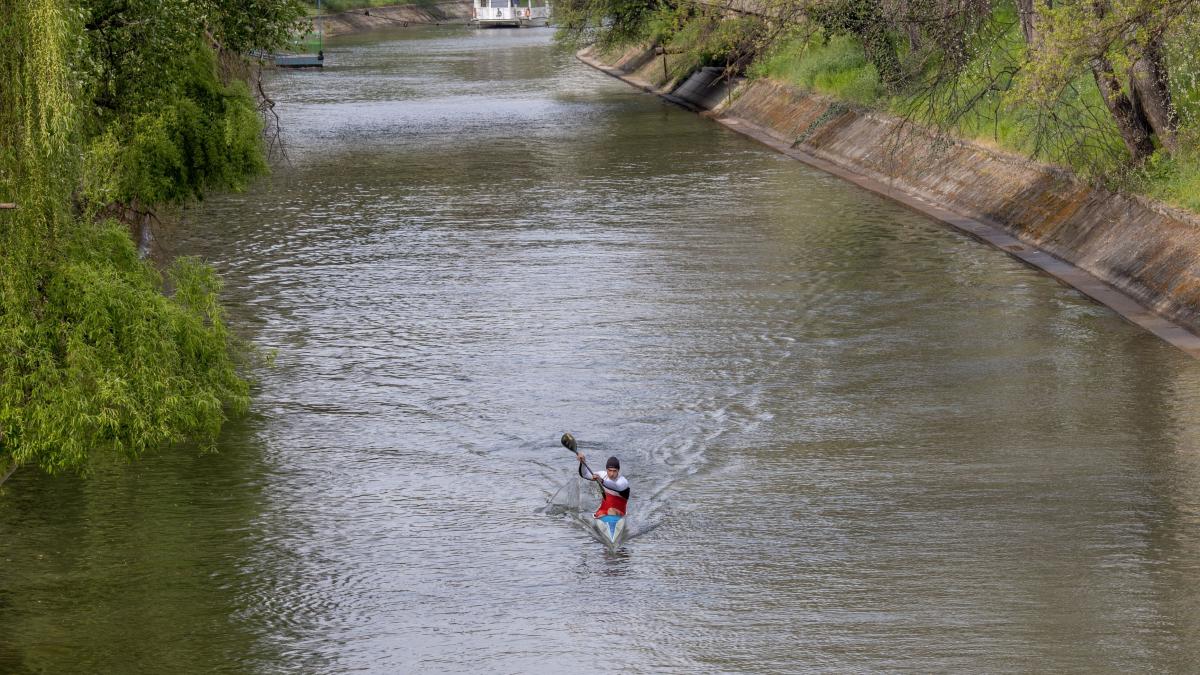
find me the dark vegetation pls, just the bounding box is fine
[0,0,308,482]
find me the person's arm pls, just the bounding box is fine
[605,476,630,498]
[576,453,599,480]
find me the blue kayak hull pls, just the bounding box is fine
[595,515,626,547]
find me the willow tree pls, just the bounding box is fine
[0,0,301,485]
[554,0,668,48]
[81,0,306,226]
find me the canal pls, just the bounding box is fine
[4,26,1200,673]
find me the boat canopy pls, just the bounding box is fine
[478,0,547,6]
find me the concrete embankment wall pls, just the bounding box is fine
[321,1,472,36]
[579,45,1200,356]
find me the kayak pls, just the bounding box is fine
[595,514,626,547]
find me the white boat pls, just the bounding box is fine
[594,515,626,547]
[273,0,324,68]
[473,0,550,27]
[275,53,323,68]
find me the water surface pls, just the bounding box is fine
[4,26,1200,673]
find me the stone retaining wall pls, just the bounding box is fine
[578,45,1200,353]
[724,79,1200,334]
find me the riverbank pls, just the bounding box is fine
[320,1,472,36]
[578,45,1200,358]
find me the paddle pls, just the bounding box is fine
[561,432,604,498]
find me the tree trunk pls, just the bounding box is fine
[1018,0,1036,43]
[864,31,904,88]
[893,0,923,51]
[1091,55,1155,161]
[1019,0,1051,45]
[856,0,904,89]
[1128,35,1178,154]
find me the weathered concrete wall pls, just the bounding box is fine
[673,67,738,111]
[578,46,736,111]
[725,80,1200,334]
[578,46,1200,354]
[581,44,680,91]
[321,1,473,36]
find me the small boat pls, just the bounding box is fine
[472,0,551,27]
[275,52,323,68]
[274,0,325,68]
[594,515,626,547]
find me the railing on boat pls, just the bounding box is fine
[472,0,550,24]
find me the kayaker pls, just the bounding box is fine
[576,453,630,518]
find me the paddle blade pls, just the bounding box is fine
[560,432,577,452]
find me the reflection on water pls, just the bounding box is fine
[4,25,1200,673]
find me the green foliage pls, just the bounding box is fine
[3,222,250,473]
[554,0,663,49]
[804,0,903,89]
[212,0,310,54]
[0,0,80,233]
[638,6,763,81]
[752,2,1174,182]
[1,0,299,478]
[752,34,885,105]
[565,0,1200,211]
[892,5,1129,176]
[749,1,1200,207]
[559,0,1200,209]
[1007,0,1192,109]
[86,46,267,206]
[560,0,764,74]
[1134,150,1200,211]
[642,1,690,45]
[75,0,298,212]
[688,15,761,67]
[1165,13,1200,143]
[1006,0,1199,163]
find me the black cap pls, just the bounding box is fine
[606,456,620,470]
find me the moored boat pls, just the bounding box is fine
[275,52,324,68]
[272,0,325,68]
[472,0,550,27]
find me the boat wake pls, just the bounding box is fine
[533,380,769,546]
[542,471,672,546]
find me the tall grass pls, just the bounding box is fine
[1135,152,1200,212]
[748,7,1200,213]
[751,35,884,106]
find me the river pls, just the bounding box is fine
[4,26,1200,673]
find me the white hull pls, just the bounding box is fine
[475,17,550,27]
[274,53,323,68]
[594,516,626,548]
[473,5,550,27]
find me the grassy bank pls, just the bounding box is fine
[749,10,1200,212]
[565,0,1200,214]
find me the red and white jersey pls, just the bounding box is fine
[594,473,630,517]
[598,474,630,499]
